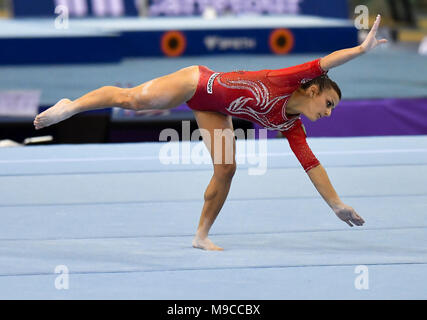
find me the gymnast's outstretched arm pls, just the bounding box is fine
[306,164,365,227]
[319,14,387,71]
[284,124,365,227]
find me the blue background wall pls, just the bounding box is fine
[12,0,349,18]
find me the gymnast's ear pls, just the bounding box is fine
[305,84,320,98]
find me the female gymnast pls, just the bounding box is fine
[34,15,387,250]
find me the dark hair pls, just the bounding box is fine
[300,75,342,100]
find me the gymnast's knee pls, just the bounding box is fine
[213,163,237,181]
[112,88,137,110]
[116,86,156,111]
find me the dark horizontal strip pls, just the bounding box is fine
[0,162,426,177]
[0,262,426,278]
[1,193,426,208]
[0,225,426,242]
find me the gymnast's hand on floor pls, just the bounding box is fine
[332,203,365,227]
[360,14,388,53]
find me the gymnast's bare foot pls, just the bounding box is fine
[192,235,223,251]
[34,98,74,130]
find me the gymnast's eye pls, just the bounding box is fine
[327,100,333,108]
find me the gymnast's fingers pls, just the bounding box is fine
[345,219,354,227]
[352,211,365,226]
[371,14,381,34]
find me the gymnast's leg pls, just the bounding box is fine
[33,66,199,130]
[192,111,236,251]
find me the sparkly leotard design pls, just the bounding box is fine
[187,59,327,172]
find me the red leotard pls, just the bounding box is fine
[186,59,327,172]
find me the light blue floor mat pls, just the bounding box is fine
[0,136,426,299]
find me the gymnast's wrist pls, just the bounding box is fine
[329,199,344,210]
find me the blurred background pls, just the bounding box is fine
[0,0,426,145]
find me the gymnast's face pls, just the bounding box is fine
[305,86,340,122]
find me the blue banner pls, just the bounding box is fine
[13,0,349,19]
[148,0,349,18]
[13,0,139,17]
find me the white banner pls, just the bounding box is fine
[0,90,41,117]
